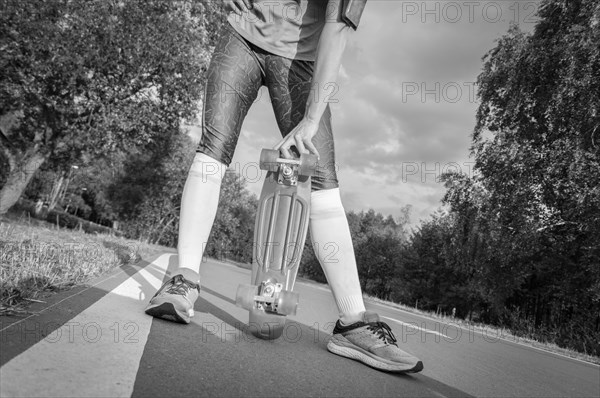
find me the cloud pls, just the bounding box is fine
[223,1,542,227]
[352,1,539,81]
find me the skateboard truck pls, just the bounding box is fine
[242,280,288,314]
[236,148,318,339]
[237,279,299,316]
[257,281,282,311]
[263,154,313,187]
[279,164,296,186]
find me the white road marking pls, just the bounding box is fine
[0,253,173,398]
[369,300,600,368]
[381,316,450,339]
[0,272,126,333]
[213,260,600,367]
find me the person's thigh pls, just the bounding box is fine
[264,57,339,190]
[197,24,265,166]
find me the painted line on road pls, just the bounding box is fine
[381,316,450,339]
[215,260,447,339]
[194,259,600,368]
[0,253,172,398]
[0,270,129,333]
[369,300,600,368]
[0,252,168,334]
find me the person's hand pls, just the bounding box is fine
[274,117,320,159]
[223,0,253,15]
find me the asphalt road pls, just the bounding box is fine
[1,254,598,397]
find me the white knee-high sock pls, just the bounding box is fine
[310,188,366,323]
[176,153,227,282]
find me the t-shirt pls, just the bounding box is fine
[227,0,332,61]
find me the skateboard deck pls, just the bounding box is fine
[236,148,317,339]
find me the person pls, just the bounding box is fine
[145,0,423,373]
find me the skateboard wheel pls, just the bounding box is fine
[260,149,280,172]
[298,153,318,177]
[248,309,286,340]
[276,291,299,316]
[236,284,258,310]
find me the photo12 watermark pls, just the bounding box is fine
[399,1,540,25]
[401,161,477,183]
[0,321,141,345]
[211,81,341,106]
[0,241,140,265]
[0,319,527,348]
[401,82,477,104]
[200,240,341,264]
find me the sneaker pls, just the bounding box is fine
[327,311,424,373]
[145,274,200,324]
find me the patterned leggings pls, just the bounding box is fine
[197,23,339,190]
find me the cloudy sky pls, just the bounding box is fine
[194,0,541,227]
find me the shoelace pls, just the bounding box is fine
[154,274,199,297]
[367,321,398,346]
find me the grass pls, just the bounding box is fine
[0,211,167,316]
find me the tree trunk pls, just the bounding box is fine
[0,149,48,215]
[48,174,65,211]
[154,215,177,245]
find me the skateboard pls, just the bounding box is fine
[236,148,317,339]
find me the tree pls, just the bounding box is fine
[299,207,411,292]
[395,0,599,354]
[438,0,600,351]
[206,172,258,263]
[0,0,223,214]
[108,130,196,245]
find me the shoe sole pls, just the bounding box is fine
[327,340,424,374]
[145,302,190,324]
